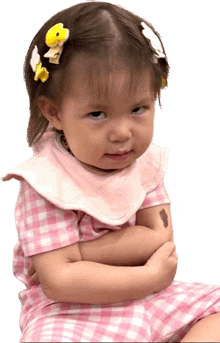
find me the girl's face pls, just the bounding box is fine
[50,59,155,172]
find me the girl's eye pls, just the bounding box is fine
[132,106,147,115]
[88,111,106,120]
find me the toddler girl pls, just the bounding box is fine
[2,2,220,342]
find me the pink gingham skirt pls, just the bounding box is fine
[21,280,220,342]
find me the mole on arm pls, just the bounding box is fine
[159,209,168,228]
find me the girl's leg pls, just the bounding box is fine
[180,312,220,342]
[144,281,220,342]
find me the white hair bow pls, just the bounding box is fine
[141,22,166,63]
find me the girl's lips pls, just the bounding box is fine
[105,151,132,161]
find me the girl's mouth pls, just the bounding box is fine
[105,151,132,161]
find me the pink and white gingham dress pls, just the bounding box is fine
[3,132,220,342]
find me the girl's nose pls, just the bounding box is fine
[108,120,132,143]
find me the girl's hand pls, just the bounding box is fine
[28,264,40,285]
[145,241,178,292]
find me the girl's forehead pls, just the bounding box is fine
[64,55,155,104]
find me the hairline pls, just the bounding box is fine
[54,53,157,107]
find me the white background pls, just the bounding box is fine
[1,0,220,341]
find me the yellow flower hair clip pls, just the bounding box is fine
[44,23,69,64]
[30,46,49,83]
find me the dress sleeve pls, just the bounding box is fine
[139,182,170,210]
[15,180,79,257]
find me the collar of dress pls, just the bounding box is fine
[2,132,169,225]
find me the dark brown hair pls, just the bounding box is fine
[24,1,169,147]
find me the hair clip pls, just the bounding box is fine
[30,46,49,82]
[141,22,166,63]
[44,23,69,64]
[161,77,167,89]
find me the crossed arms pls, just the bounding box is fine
[31,204,177,304]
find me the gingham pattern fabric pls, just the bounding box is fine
[138,182,170,210]
[21,282,220,342]
[14,181,220,342]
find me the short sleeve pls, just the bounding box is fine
[139,182,170,210]
[15,180,79,257]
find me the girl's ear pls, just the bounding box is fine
[38,96,63,130]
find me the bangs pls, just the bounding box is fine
[63,52,156,103]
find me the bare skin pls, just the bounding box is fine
[181,312,220,342]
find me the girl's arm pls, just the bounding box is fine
[79,204,173,266]
[29,204,174,283]
[31,241,177,304]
